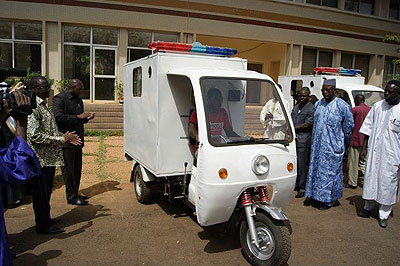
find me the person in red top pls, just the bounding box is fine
[344,94,371,189]
[189,88,238,152]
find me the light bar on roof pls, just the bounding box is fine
[314,67,362,76]
[148,41,237,57]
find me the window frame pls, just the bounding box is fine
[0,20,43,72]
[62,24,119,101]
[389,0,400,20]
[301,47,333,75]
[344,0,375,15]
[127,30,179,63]
[305,0,339,8]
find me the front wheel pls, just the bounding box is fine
[240,212,291,266]
[133,165,152,204]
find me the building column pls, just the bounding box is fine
[118,28,128,86]
[46,21,60,81]
[368,54,384,87]
[180,33,195,43]
[333,51,341,67]
[338,0,345,10]
[285,44,302,76]
[375,0,390,18]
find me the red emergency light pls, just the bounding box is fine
[148,41,237,57]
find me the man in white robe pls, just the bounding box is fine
[357,80,400,228]
[260,88,290,139]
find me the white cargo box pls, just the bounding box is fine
[123,52,247,177]
[278,75,383,110]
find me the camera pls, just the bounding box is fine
[0,67,37,117]
[0,89,37,117]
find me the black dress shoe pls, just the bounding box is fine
[317,204,331,210]
[378,219,388,228]
[78,194,89,200]
[343,184,357,189]
[295,191,305,198]
[50,218,61,224]
[68,198,88,206]
[36,226,65,235]
[357,208,371,218]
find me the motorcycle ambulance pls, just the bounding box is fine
[123,42,296,266]
[278,67,384,111]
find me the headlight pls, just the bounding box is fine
[252,155,270,175]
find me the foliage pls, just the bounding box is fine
[383,34,400,82]
[84,129,123,137]
[115,80,123,99]
[55,79,70,92]
[4,68,54,87]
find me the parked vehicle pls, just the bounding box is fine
[123,42,296,266]
[278,67,384,110]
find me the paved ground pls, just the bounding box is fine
[5,136,400,266]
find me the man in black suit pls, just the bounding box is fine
[53,79,95,205]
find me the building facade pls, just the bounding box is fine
[0,0,399,105]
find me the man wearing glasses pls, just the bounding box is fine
[27,76,81,234]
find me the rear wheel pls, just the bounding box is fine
[133,165,152,203]
[240,212,291,266]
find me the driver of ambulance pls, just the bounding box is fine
[189,88,238,152]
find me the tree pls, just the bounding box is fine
[383,34,400,81]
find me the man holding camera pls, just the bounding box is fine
[0,83,41,265]
[27,76,81,234]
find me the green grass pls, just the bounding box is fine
[85,130,123,137]
[93,135,120,181]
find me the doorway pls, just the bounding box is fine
[93,47,117,100]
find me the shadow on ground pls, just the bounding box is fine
[10,204,110,266]
[150,189,241,254]
[80,180,122,198]
[198,223,241,253]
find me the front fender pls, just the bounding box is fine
[251,202,288,221]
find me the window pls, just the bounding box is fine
[133,67,142,97]
[306,0,338,8]
[301,48,333,75]
[345,0,374,15]
[127,30,179,62]
[384,57,400,84]
[246,63,263,104]
[340,52,370,80]
[63,25,118,100]
[389,0,400,20]
[0,20,42,73]
[354,54,369,78]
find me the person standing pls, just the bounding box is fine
[344,94,370,189]
[0,85,41,265]
[291,87,314,198]
[357,80,400,228]
[260,88,290,139]
[53,79,95,206]
[27,76,81,234]
[305,79,354,210]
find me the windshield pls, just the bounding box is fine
[200,78,293,147]
[351,91,384,107]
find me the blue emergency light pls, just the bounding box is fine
[148,41,237,57]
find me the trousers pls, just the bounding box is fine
[364,200,393,220]
[347,146,362,186]
[32,166,55,229]
[296,146,311,191]
[62,148,83,201]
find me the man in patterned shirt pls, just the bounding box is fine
[27,76,81,234]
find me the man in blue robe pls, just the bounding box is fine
[0,85,41,265]
[305,79,354,210]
